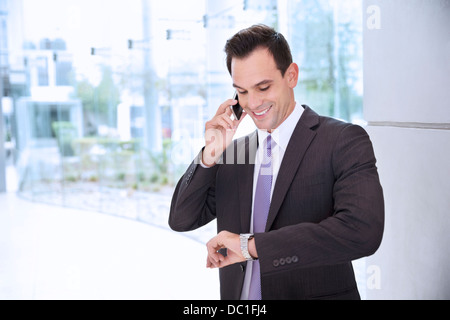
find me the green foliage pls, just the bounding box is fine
[67,136,176,192]
[74,66,121,131]
[52,121,77,157]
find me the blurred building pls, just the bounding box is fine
[16,40,83,152]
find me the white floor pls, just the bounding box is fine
[0,193,220,300]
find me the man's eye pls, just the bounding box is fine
[260,86,270,91]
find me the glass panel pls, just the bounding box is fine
[2,0,363,243]
[287,0,363,123]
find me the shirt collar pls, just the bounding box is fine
[257,103,304,151]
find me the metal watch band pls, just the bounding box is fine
[240,233,255,261]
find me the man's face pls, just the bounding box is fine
[231,47,298,132]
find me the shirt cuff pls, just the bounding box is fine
[196,147,220,168]
[200,156,215,169]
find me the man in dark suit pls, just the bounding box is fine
[169,24,384,300]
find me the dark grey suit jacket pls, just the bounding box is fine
[169,106,384,300]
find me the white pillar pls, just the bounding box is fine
[363,0,450,300]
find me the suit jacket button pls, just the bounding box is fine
[285,257,292,264]
[273,260,280,267]
[279,258,286,266]
[292,256,299,263]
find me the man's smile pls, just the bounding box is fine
[252,105,273,118]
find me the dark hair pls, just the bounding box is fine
[224,24,293,76]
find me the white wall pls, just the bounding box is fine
[363,0,450,299]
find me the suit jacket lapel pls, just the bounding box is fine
[265,106,320,232]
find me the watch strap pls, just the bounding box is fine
[240,233,255,261]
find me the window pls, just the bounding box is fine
[3,0,363,244]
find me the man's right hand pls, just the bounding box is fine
[202,98,246,167]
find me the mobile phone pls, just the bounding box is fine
[232,92,244,120]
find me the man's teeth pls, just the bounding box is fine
[255,106,271,116]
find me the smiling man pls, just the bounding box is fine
[169,24,384,300]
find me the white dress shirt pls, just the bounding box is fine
[240,103,304,300]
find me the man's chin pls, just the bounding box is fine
[254,123,275,133]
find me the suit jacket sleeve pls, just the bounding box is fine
[255,124,384,275]
[169,150,219,232]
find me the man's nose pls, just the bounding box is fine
[248,92,262,110]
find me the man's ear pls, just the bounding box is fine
[286,63,299,88]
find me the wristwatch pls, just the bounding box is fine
[240,233,256,261]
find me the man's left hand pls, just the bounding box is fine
[206,231,257,268]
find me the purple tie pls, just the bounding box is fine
[248,135,274,300]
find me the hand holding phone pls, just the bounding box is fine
[232,92,244,121]
[202,94,245,167]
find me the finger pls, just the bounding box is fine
[207,255,218,268]
[208,254,220,268]
[207,111,234,130]
[232,109,247,127]
[216,116,234,131]
[206,240,221,263]
[220,113,235,129]
[213,254,235,269]
[207,241,227,267]
[208,255,229,269]
[225,104,235,117]
[216,99,238,116]
[213,250,226,263]
[218,251,225,262]
[207,256,219,269]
